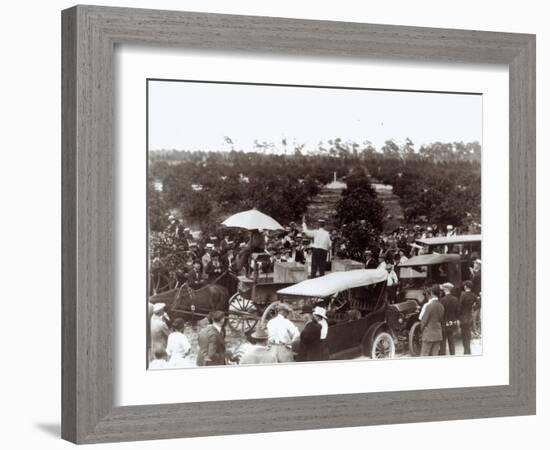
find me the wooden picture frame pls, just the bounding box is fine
[62,5,536,444]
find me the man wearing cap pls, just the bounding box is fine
[197,310,226,366]
[220,247,236,272]
[439,282,460,355]
[364,249,379,269]
[267,303,300,362]
[150,303,170,360]
[420,285,445,356]
[302,217,331,278]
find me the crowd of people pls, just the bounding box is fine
[419,280,480,356]
[148,274,480,368]
[148,212,482,367]
[148,302,331,368]
[150,213,481,293]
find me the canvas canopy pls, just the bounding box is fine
[277,269,387,298]
[399,253,461,267]
[416,234,481,246]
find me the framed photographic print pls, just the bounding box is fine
[62,5,536,444]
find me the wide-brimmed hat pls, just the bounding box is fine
[153,303,166,314]
[440,282,454,290]
[251,324,269,340]
[313,306,327,320]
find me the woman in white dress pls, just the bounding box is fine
[166,318,191,368]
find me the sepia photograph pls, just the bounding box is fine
[147,79,483,369]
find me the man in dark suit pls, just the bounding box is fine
[187,261,205,290]
[220,248,236,272]
[459,280,477,354]
[364,249,379,269]
[298,307,323,362]
[439,282,460,355]
[420,284,445,356]
[470,259,482,295]
[196,311,226,366]
[293,235,306,265]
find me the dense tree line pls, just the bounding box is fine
[149,139,481,234]
[149,150,347,234]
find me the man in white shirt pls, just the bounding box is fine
[267,303,300,362]
[150,303,170,360]
[302,217,331,278]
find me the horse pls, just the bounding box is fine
[164,270,239,321]
[170,283,229,317]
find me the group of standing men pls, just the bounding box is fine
[264,302,330,363]
[419,280,479,356]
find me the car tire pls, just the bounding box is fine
[408,321,422,356]
[371,331,396,359]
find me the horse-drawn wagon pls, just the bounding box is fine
[148,253,296,334]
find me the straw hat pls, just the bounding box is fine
[313,306,327,320]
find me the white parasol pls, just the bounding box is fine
[221,209,283,231]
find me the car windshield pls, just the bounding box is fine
[399,265,427,280]
[399,263,452,288]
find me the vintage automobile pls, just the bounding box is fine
[415,234,481,281]
[248,268,396,359]
[398,253,462,303]
[385,253,463,355]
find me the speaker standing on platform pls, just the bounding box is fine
[302,217,331,278]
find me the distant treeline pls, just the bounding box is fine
[148,139,481,234]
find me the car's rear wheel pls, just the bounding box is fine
[371,332,396,359]
[408,321,422,356]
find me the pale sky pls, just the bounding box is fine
[148,80,482,153]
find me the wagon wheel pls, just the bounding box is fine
[371,332,396,359]
[408,321,422,356]
[227,293,258,334]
